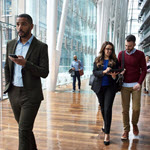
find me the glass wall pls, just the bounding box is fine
[2,0,12,15]
[26,0,47,43]
[126,0,141,48]
[57,0,97,85]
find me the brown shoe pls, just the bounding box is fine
[133,125,139,136]
[144,90,149,94]
[121,131,129,140]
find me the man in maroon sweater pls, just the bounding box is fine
[118,35,146,140]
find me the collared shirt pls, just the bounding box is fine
[12,35,34,87]
[123,48,137,87]
[126,48,136,55]
[147,61,150,73]
[71,60,83,71]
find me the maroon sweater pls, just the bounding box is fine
[118,50,146,85]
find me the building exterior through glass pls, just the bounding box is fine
[138,0,150,55]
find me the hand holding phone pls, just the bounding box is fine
[9,54,18,58]
[9,55,26,66]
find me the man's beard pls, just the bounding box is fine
[18,29,30,38]
[126,49,133,53]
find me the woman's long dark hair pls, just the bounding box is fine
[95,41,117,67]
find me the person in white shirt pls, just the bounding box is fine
[144,55,150,94]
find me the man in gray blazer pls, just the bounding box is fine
[4,14,49,150]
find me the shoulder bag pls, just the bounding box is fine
[89,74,95,86]
[116,51,125,92]
[78,61,84,76]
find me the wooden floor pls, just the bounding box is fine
[0,79,150,150]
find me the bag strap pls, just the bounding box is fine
[122,51,125,69]
[78,60,80,69]
[116,51,125,83]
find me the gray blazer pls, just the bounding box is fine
[91,62,118,94]
[4,37,49,103]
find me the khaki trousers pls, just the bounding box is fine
[121,87,141,132]
[146,73,150,91]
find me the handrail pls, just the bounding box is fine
[0,21,16,28]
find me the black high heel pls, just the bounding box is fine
[104,140,110,145]
[104,134,110,145]
[101,128,105,133]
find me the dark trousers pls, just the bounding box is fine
[96,85,116,134]
[73,71,81,90]
[8,86,41,150]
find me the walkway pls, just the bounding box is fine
[0,79,150,150]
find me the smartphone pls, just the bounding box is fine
[9,54,18,58]
[107,68,124,73]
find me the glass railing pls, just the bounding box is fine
[144,46,150,53]
[0,21,16,100]
[140,9,150,28]
[140,0,148,11]
[57,66,93,85]
[140,30,150,43]
[143,26,150,35]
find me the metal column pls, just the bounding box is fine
[0,23,3,101]
[113,0,119,45]
[46,0,58,91]
[97,1,102,54]
[47,0,69,91]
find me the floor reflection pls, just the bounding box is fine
[96,106,101,126]
[121,139,139,150]
[69,93,83,113]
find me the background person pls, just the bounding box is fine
[118,34,146,140]
[71,55,83,92]
[91,41,119,145]
[143,55,150,94]
[4,14,49,150]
